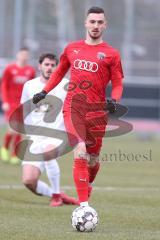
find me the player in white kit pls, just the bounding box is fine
[21,53,79,206]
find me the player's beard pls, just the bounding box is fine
[42,71,51,80]
[88,30,102,40]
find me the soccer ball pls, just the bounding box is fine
[71,206,98,232]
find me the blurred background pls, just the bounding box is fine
[0,0,160,127]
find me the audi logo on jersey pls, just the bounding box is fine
[74,59,98,72]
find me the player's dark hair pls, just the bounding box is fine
[19,47,29,52]
[39,53,59,65]
[87,6,105,16]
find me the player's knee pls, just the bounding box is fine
[22,177,37,192]
[43,144,58,160]
[88,154,99,167]
[74,142,87,159]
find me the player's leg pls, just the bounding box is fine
[43,144,62,206]
[0,123,13,162]
[86,137,104,199]
[73,142,90,206]
[43,143,79,206]
[63,110,90,206]
[9,108,22,165]
[87,154,100,198]
[10,132,21,165]
[0,118,21,165]
[22,162,52,197]
[1,107,20,163]
[85,110,107,198]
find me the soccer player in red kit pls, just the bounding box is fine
[33,7,124,207]
[1,47,35,164]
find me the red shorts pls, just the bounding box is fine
[7,104,23,132]
[63,108,107,155]
[4,103,19,120]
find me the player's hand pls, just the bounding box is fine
[2,102,10,111]
[106,99,117,113]
[32,90,47,104]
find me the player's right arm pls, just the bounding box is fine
[1,66,11,111]
[33,48,70,104]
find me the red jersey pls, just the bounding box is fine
[1,63,35,106]
[44,40,124,106]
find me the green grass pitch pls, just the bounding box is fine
[0,126,160,240]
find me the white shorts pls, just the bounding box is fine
[29,136,63,154]
[22,136,62,173]
[22,160,45,173]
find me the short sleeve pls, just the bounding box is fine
[20,83,29,104]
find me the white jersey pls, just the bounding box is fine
[21,77,68,130]
[21,76,69,158]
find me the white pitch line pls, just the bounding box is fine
[0,184,159,192]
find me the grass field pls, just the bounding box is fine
[0,125,160,240]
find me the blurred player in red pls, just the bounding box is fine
[0,47,35,164]
[33,7,124,207]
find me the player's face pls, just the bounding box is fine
[16,50,29,66]
[39,58,57,80]
[85,13,107,40]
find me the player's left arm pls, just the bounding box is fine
[30,67,36,79]
[110,51,124,101]
[108,51,124,113]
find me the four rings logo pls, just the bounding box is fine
[74,59,98,72]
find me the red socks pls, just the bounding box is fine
[4,133,13,149]
[12,133,21,156]
[88,162,100,184]
[73,159,100,202]
[3,132,21,157]
[73,159,89,202]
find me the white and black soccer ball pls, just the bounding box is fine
[71,206,98,232]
